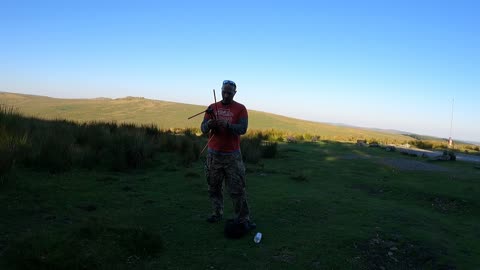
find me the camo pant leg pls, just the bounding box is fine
[224,152,250,223]
[206,153,224,216]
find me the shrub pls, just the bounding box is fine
[443,150,456,161]
[0,128,28,180]
[240,137,262,164]
[142,123,159,136]
[35,133,74,173]
[2,105,287,172]
[261,141,278,158]
[286,136,297,143]
[178,136,200,166]
[411,140,434,150]
[159,133,179,152]
[103,131,148,171]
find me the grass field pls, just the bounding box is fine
[1,140,479,269]
[1,93,479,269]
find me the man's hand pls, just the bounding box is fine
[207,119,229,130]
[207,119,218,129]
[216,119,229,128]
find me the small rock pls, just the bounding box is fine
[388,251,393,256]
[390,247,398,251]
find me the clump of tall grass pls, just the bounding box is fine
[0,105,29,179]
[240,138,262,164]
[0,127,28,180]
[261,141,278,158]
[240,132,278,163]
[0,105,205,173]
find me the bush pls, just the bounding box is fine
[261,141,278,158]
[35,133,72,173]
[178,136,200,166]
[1,105,284,172]
[0,129,28,180]
[240,137,262,164]
[410,140,434,150]
[286,136,297,143]
[443,150,456,161]
[142,123,159,136]
[106,132,144,171]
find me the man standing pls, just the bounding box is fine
[201,80,255,230]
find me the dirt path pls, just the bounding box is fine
[395,147,480,163]
[378,158,452,172]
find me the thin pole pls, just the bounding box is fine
[200,90,220,156]
[200,134,215,155]
[187,109,207,120]
[449,97,454,139]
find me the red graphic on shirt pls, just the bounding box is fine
[204,101,248,153]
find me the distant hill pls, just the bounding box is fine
[330,124,409,135]
[1,91,414,143]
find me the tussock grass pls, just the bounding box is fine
[0,105,279,176]
[0,104,207,173]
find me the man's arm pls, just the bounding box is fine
[227,117,248,135]
[201,119,210,134]
[201,106,217,134]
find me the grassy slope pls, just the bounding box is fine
[0,92,411,142]
[1,142,479,269]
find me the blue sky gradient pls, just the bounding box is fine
[1,0,478,141]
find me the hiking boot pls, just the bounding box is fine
[206,214,223,223]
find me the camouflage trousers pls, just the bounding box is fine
[205,152,250,222]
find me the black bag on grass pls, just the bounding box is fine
[224,219,248,239]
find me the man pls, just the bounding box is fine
[201,80,255,231]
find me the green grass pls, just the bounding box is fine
[0,92,412,143]
[1,141,479,269]
[1,94,479,269]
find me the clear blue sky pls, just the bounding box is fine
[1,0,479,141]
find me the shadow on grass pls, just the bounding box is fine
[2,218,163,270]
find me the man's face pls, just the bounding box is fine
[221,84,236,104]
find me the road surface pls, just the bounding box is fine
[394,146,480,163]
